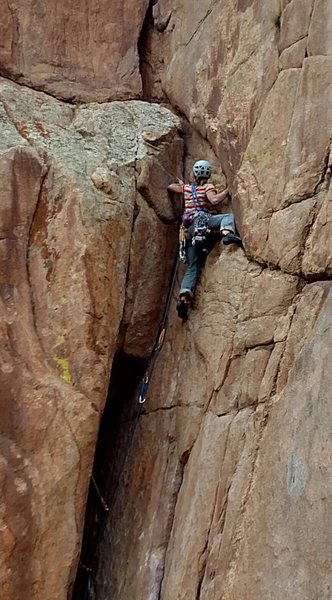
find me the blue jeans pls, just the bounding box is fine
[179,213,236,298]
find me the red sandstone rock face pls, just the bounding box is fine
[0,79,182,599]
[0,0,149,101]
[1,0,332,599]
[87,2,332,600]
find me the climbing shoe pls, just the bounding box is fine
[176,299,189,322]
[222,233,243,247]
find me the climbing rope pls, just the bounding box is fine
[91,475,110,512]
[79,402,142,600]
[136,251,180,404]
[77,248,180,600]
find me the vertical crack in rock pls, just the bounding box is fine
[72,351,147,600]
[58,404,83,540]
[27,170,48,347]
[207,261,250,412]
[138,1,155,101]
[313,143,332,194]
[155,460,185,600]
[195,421,232,600]
[308,0,318,36]
[1,1,332,598]
[195,537,210,600]
[156,454,188,600]
[222,403,272,585]
[298,199,320,265]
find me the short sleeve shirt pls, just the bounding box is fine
[183,183,217,212]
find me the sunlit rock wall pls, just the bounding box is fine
[1,0,332,599]
[92,1,332,599]
[0,77,182,599]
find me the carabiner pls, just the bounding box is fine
[138,375,149,404]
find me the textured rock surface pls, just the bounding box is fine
[86,1,332,600]
[219,291,332,600]
[144,0,281,178]
[0,0,149,101]
[0,78,182,599]
[1,0,332,599]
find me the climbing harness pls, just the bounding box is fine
[182,211,196,229]
[192,211,210,253]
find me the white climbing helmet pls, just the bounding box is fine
[193,160,212,180]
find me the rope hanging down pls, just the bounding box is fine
[91,475,110,512]
[77,250,180,599]
[137,251,179,405]
[79,396,143,599]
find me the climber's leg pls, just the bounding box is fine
[179,243,200,298]
[208,214,242,247]
[208,213,235,233]
[177,244,200,321]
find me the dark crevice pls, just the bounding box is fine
[72,351,147,600]
[139,403,205,419]
[179,447,192,467]
[195,539,209,600]
[194,462,224,600]
[138,1,155,101]
[26,170,49,350]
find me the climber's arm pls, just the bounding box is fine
[206,187,230,205]
[167,178,184,194]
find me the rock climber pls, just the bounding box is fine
[168,160,242,321]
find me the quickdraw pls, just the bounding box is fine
[138,375,149,404]
[192,211,210,251]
